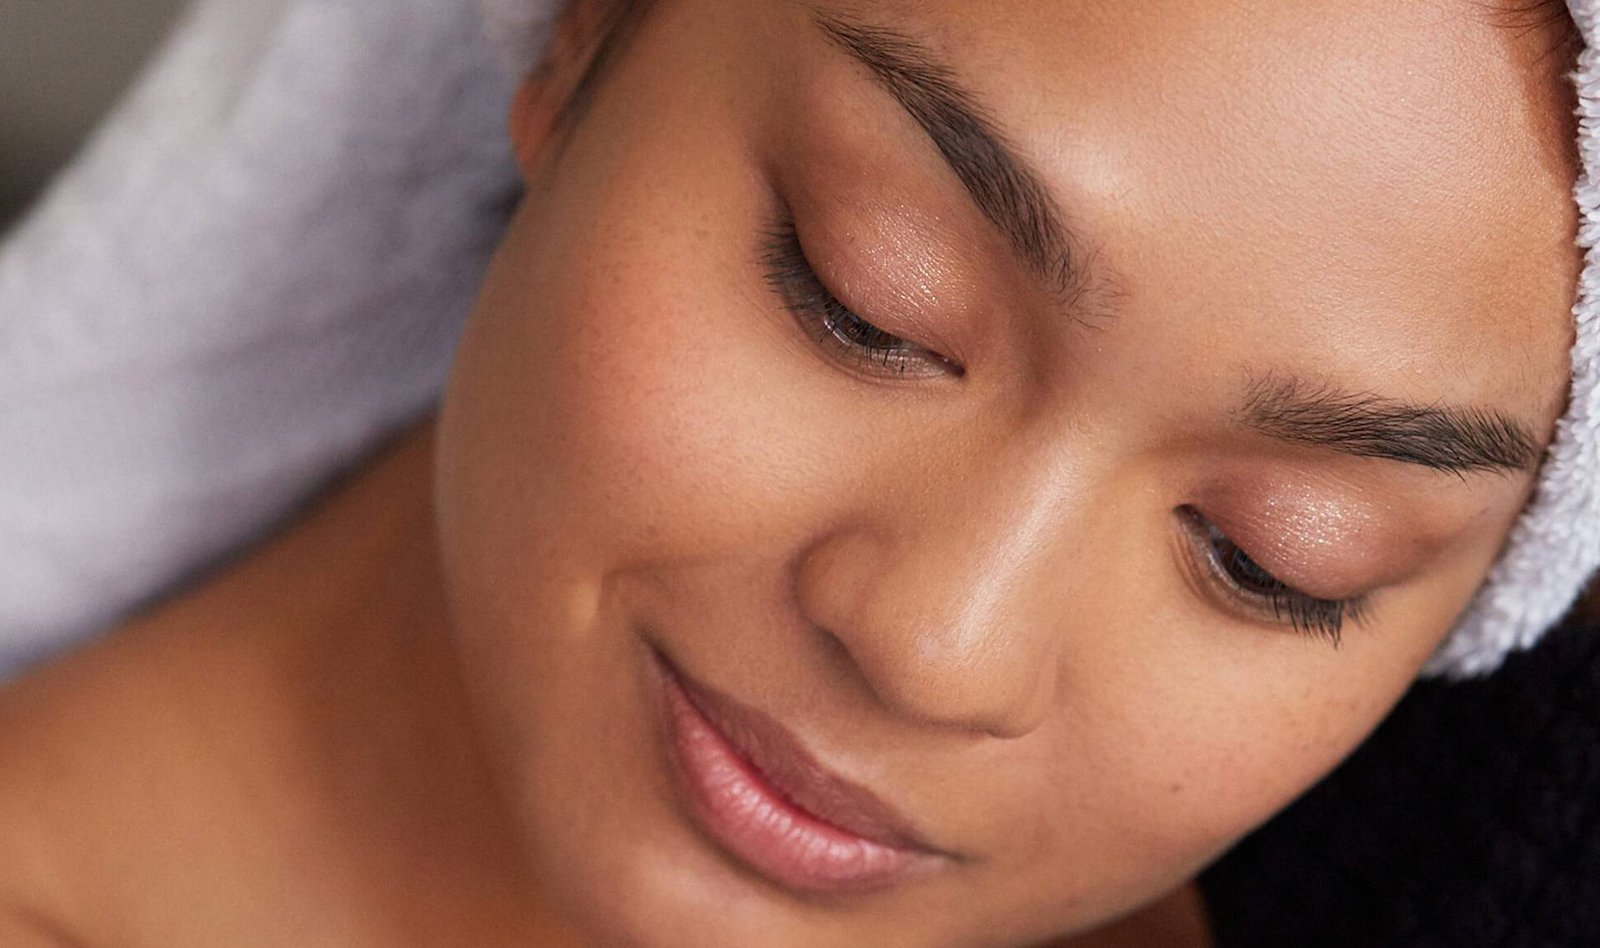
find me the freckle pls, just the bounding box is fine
[1169,782,1185,795]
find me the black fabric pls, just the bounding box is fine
[1199,609,1600,947]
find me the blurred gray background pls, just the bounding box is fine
[1,0,190,229]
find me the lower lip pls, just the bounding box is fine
[654,659,937,894]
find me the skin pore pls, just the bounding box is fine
[0,1,1583,946]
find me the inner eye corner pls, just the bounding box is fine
[1171,503,1210,532]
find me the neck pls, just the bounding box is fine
[262,417,584,945]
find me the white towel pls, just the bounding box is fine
[0,0,526,677]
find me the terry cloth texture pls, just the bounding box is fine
[0,0,524,679]
[1199,602,1600,946]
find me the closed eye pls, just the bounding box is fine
[759,208,962,380]
[1176,506,1364,647]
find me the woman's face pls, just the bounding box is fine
[434,1,1579,944]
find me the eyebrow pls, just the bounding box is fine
[1240,375,1543,476]
[812,12,1089,303]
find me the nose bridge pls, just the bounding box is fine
[795,436,1086,739]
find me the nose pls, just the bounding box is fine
[793,442,1088,740]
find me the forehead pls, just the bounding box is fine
[807,0,1579,425]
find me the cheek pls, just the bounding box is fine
[1076,660,1413,883]
[989,606,1428,926]
[434,195,841,622]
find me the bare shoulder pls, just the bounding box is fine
[0,425,437,946]
[0,492,375,946]
[0,424,431,864]
[0,556,361,948]
[0,604,237,939]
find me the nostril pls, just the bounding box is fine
[817,617,1057,740]
[791,510,1066,742]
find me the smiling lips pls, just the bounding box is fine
[650,648,949,894]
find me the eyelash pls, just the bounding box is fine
[1178,506,1364,647]
[754,211,1361,647]
[759,211,959,379]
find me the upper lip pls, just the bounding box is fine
[654,648,947,857]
